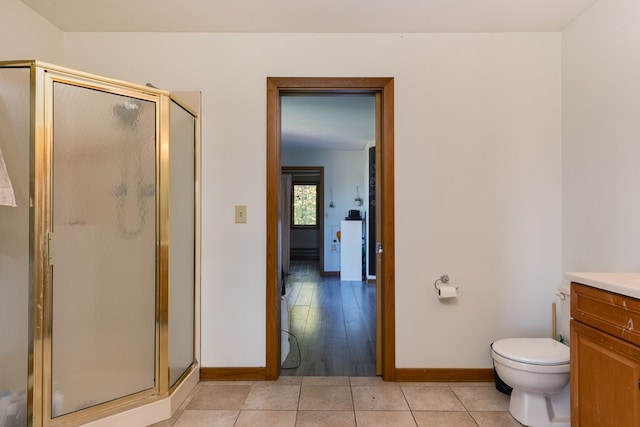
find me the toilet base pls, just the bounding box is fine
[509,383,570,427]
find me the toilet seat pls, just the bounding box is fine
[492,338,569,366]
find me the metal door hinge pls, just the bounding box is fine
[376,243,383,254]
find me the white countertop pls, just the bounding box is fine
[565,272,640,299]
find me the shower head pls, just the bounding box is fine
[113,98,141,127]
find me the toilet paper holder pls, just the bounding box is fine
[434,274,459,292]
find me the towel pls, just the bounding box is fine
[0,144,17,207]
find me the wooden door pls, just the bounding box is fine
[571,320,640,426]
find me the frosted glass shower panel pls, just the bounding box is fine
[51,83,157,417]
[0,67,30,427]
[168,99,196,387]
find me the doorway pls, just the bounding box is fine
[281,167,324,271]
[266,77,395,380]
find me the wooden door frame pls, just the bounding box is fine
[281,166,324,269]
[266,77,395,380]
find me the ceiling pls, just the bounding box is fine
[281,95,376,151]
[18,0,600,152]
[20,0,599,33]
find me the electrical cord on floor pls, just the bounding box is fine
[280,329,301,369]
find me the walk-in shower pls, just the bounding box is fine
[0,61,200,427]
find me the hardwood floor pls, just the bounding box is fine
[281,261,377,376]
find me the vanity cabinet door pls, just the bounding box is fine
[571,320,640,427]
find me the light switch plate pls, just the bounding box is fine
[235,205,247,223]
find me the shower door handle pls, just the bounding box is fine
[47,232,54,265]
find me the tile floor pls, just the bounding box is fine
[151,377,523,426]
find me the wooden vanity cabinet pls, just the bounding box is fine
[570,282,640,426]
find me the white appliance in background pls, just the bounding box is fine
[340,220,362,281]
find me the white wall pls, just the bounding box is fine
[562,0,640,273]
[283,148,367,272]
[393,35,562,367]
[7,0,639,375]
[58,32,560,369]
[0,0,63,62]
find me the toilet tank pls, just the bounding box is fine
[558,283,571,344]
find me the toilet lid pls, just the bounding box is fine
[492,338,569,365]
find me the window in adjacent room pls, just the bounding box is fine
[292,183,317,227]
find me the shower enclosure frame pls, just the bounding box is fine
[0,60,200,427]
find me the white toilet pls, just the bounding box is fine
[491,284,571,427]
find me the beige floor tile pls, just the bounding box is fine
[413,411,477,427]
[173,409,239,427]
[199,380,254,386]
[302,376,350,386]
[451,385,510,411]
[186,384,251,410]
[169,377,523,427]
[399,382,453,387]
[447,382,494,387]
[470,411,524,426]
[295,410,356,427]
[242,384,300,410]
[352,386,410,411]
[234,410,297,427]
[350,377,399,387]
[147,419,174,427]
[273,376,304,386]
[298,385,353,411]
[401,386,466,411]
[355,410,418,427]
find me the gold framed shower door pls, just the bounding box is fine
[0,60,199,427]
